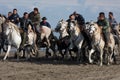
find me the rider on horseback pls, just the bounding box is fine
[73,11,85,27]
[40,17,51,28]
[20,12,34,49]
[8,9,20,25]
[97,12,110,47]
[72,11,92,50]
[108,12,119,38]
[29,7,41,33]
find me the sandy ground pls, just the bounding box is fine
[0,50,120,80]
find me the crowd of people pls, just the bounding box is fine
[3,7,120,48]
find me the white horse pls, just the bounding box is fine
[0,15,6,32]
[22,25,38,60]
[2,21,21,60]
[69,21,84,62]
[55,19,69,39]
[40,26,52,48]
[37,25,57,58]
[0,15,6,52]
[55,20,71,58]
[86,21,115,66]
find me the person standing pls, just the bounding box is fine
[29,7,41,33]
[9,9,20,25]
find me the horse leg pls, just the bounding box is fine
[51,46,57,59]
[45,47,51,58]
[88,49,95,63]
[16,48,20,61]
[100,49,103,66]
[59,50,64,59]
[3,45,11,60]
[113,49,117,64]
[109,47,114,64]
[46,39,51,48]
[69,50,74,60]
[64,48,69,59]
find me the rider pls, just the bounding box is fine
[7,12,12,19]
[29,7,41,33]
[8,9,20,25]
[97,12,110,47]
[40,17,51,28]
[20,12,34,49]
[108,12,119,38]
[73,11,85,28]
[72,11,92,49]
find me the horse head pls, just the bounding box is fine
[69,20,80,35]
[55,19,68,32]
[2,21,12,36]
[87,21,98,37]
[69,20,77,31]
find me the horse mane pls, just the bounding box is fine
[73,21,81,34]
[93,22,104,40]
[9,22,20,33]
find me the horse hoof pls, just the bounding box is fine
[99,63,103,66]
[89,60,93,64]
[107,63,110,66]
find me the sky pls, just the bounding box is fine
[0,0,120,29]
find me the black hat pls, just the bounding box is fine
[99,12,105,16]
[23,12,28,16]
[34,7,38,12]
[42,17,47,20]
[109,12,113,16]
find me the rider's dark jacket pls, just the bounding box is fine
[97,19,110,33]
[8,13,20,25]
[40,21,51,28]
[75,14,85,26]
[20,17,33,32]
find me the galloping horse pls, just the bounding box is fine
[0,15,6,52]
[2,21,21,60]
[37,25,57,58]
[69,21,84,62]
[22,24,38,60]
[55,20,71,58]
[86,21,115,66]
[0,15,6,32]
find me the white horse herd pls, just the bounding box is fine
[0,15,120,66]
